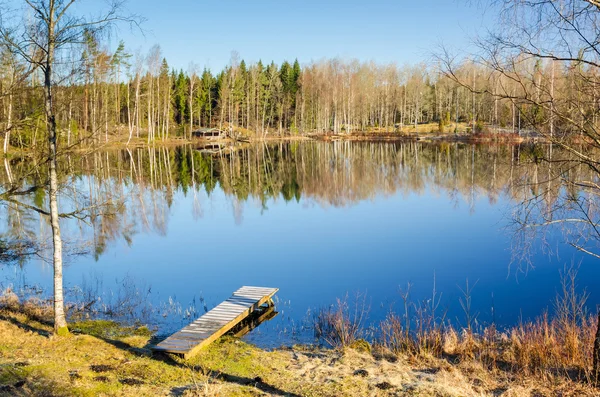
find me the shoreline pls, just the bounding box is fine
[3,130,542,158]
[0,294,597,396]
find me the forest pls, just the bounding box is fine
[1,33,597,153]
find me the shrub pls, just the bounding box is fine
[474,120,486,134]
[314,292,369,349]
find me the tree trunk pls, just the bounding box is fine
[550,61,555,139]
[147,75,152,144]
[593,309,600,384]
[67,93,72,146]
[166,76,170,140]
[127,80,133,145]
[44,4,68,335]
[189,81,194,138]
[104,84,108,142]
[135,73,140,139]
[3,92,12,156]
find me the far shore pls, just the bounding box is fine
[3,127,546,158]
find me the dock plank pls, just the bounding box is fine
[152,286,278,359]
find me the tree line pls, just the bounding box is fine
[3,33,599,153]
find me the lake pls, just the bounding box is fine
[0,141,597,348]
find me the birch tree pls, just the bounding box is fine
[0,0,138,335]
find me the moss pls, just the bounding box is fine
[0,365,29,384]
[349,339,371,354]
[56,325,69,336]
[190,337,268,378]
[70,320,152,340]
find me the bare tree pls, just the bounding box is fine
[0,0,139,335]
[437,1,600,262]
[188,62,198,138]
[435,0,600,379]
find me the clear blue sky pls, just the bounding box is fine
[99,0,495,71]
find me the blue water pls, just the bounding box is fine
[0,142,596,347]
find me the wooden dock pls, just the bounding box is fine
[152,286,278,359]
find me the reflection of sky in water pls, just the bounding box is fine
[1,146,597,348]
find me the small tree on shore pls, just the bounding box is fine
[0,0,139,335]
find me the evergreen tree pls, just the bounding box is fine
[173,69,188,126]
[197,68,215,127]
[110,41,131,125]
[292,59,301,95]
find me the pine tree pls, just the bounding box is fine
[197,68,215,127]
[173,70,188,127]
[110,41,131,126]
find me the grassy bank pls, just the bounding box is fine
[0,294,597,396]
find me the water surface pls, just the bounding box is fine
[0,141,596,347]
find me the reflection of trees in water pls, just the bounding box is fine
[510,144,600,263]
[0,142,596,263]
[214,142,523,208]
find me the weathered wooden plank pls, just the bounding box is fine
[221,299,256,303]
[236,288,274,294]
[222,298,257,304]
[232,293,264,298]
[237,289,276,295]
[239,286,277,291]
[232,293,269,298]
[235,290,277,297]
[152,286,278,358]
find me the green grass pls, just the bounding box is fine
[1,304,597,396]
[69,320,152,340]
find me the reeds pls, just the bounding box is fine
[314,292,369,348]
[379,281,446,357]
[316,266,599,386]
[501,266,596,378]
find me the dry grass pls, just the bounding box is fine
[314,292,370,349]
[373,267,600,393]
[0,300,597,396]
[309,268,600,395]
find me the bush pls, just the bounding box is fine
[314,292,369,349]
[474,120,486,134]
